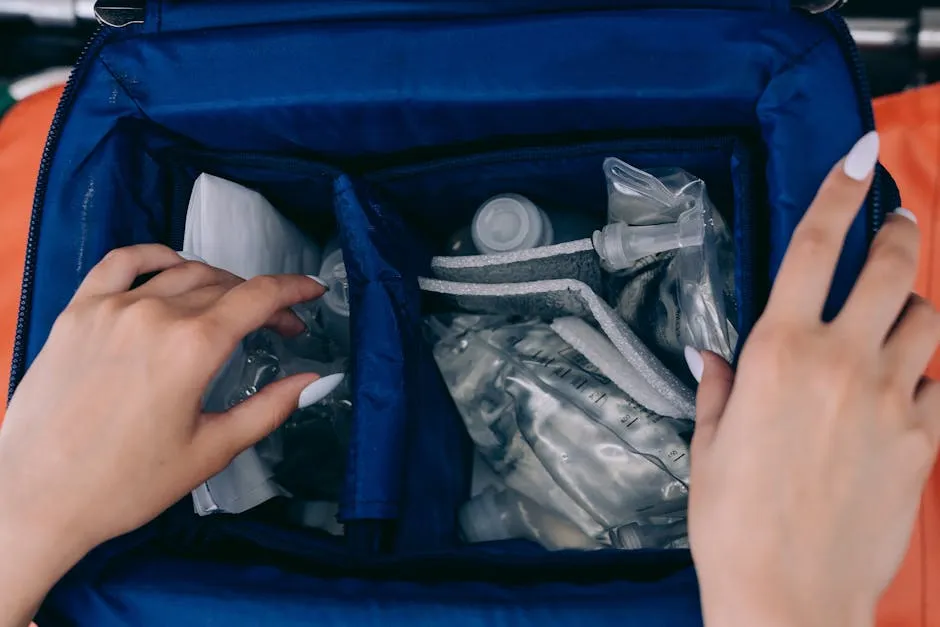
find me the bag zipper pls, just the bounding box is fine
[824,9,886,237]
[7,27,111,402]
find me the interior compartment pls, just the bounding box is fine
[82,121,420,564]
[117,125,758,580]
[363,137,759,573]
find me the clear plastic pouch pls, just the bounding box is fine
[430,315,691,549]
[460,486,604,551]
[192,328,349,518]
[601,158,737,366]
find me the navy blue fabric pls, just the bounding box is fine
[40,554,704,627]
[18,5,885,625]
[148,0,788,34]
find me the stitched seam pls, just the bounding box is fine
[97,53,148,120]
[770,33,831,79]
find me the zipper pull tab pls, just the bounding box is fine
[94,0,145,28]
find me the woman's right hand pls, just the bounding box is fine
[688,132,940,627]
[0,248,334,627]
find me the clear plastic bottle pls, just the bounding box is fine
[471,194,554,255]
[318,244,351,355]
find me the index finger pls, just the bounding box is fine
[203,274,328,343]
[74,244,185,301]
[766,132,879,323]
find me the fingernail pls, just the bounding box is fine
[843,131,880,181]
[298,373,345,409]
[684,346,704,384]
[177,251,206,263]
[307,275,330,290]
[893,207,918,224]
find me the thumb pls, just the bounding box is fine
[685,347,734,451]
[198,372,346,462]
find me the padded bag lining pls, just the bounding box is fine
[430,239,601,289]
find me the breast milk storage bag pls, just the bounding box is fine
[14,2,898,625]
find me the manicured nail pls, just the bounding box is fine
[298,373,345,409]
[177,251,206,263]
[307,275,330,290]
[893,207,917,224]
[843,131,880,181]
[684,346,704,384]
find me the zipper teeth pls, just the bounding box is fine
[8,27,107,402]
[824,10,883,236]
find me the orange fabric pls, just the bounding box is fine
[875,84,940,627]
[0,86,63,428]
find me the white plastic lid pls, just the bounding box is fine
[471,194,554,255]
[319,248,350,316]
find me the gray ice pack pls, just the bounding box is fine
[430,238,602,292]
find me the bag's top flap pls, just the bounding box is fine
[148,0,789,33]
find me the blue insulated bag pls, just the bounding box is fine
[14,2,898,625]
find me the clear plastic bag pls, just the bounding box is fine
[182,171,351,518]
[460,486,604,551]
[601,158,737,367]
[193,329,349,516]
[430,315,691,548]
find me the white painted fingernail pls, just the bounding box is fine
[684,346,704,383]
[298,373,345,409]
[177,251,206,263]
[893,207,918,224]
[307,275,330,290]
[843,131,880,181]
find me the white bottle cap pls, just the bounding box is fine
[471,194,554,255]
